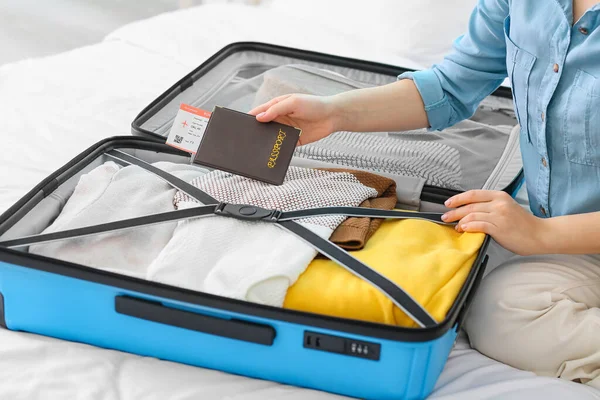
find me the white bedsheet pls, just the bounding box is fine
[1,328,598,400]
[0,4,598,399]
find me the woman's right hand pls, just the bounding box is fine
[248,94,339,146]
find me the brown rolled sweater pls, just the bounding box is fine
[318,168,397,250]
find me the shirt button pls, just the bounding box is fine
[541,157,547,167]
[553,64,559,73]
[579,27,589,35]
[541,112,545,121]
[540,205,547,216]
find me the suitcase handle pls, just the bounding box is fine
[115,296,276,346]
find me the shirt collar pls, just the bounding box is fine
[554,0,600,25]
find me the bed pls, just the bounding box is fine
[1,3,599,399]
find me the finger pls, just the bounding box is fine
[248,94,291,116]
[258,96,298,122]
[445,190,501,208]
[455,212,497,233]
[454,211,495,229]
[248,94,292,118]
[442,202,493,222]
[458,221,496,235]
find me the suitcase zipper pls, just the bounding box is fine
[482,124,521,191]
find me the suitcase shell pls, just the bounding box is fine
[0,42,523,400]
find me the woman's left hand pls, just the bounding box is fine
[441,190,548,256]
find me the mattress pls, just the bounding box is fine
[1,3,598,399]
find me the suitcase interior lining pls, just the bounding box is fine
[134,48,519,192]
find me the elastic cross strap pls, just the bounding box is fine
[277,220,437,328]
[279,207,446,224]
[0,206,217,248]
[0,148,441,328]
[0,204,446,248]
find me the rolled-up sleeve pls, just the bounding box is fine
[398,0,510,131]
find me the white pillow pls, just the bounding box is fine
[266,0,478,68]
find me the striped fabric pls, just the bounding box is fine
[173,166,378,229]
[294,131,463,190]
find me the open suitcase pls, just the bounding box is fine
[0,43,524,400]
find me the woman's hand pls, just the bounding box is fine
[441,190,549,256]
[248,94,339,145]
[248,80,430,144]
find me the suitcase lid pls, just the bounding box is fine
[131,42,523,197]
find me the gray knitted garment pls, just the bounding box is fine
[173,166,378,229]
[294,131,464,191]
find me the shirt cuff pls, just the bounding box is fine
[397,69,452,131]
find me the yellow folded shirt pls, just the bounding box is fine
[283,217,485,328]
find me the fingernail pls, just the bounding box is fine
[461,224,467,230]
[444,199,451,207]
[441,213,448,221]
[257,112,265,118]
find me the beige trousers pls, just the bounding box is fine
[464,252,600,389]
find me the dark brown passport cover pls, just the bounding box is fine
[193,106,302,185]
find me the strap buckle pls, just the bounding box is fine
[214,203,282,222]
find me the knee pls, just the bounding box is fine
[463,261,519,349]
[462,259,547,365]
[463,255,600,378]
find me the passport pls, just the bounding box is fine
[193,106,302,185]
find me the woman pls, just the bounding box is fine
[250,0,600,388]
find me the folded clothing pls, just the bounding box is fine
[318,168,397,250]
[173,167,378,229]
[283,217,485,328]
[174,165,397,251]
[250,65,463,190]
[30,158,473,321]
[29,161,210,279]
[251,64,514,191]
[295,130,464,191]
[29,160,395,309]
[155,167,380,307]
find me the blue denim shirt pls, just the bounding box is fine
[399,0,600,218]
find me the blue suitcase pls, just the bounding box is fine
[0,43,524,400]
